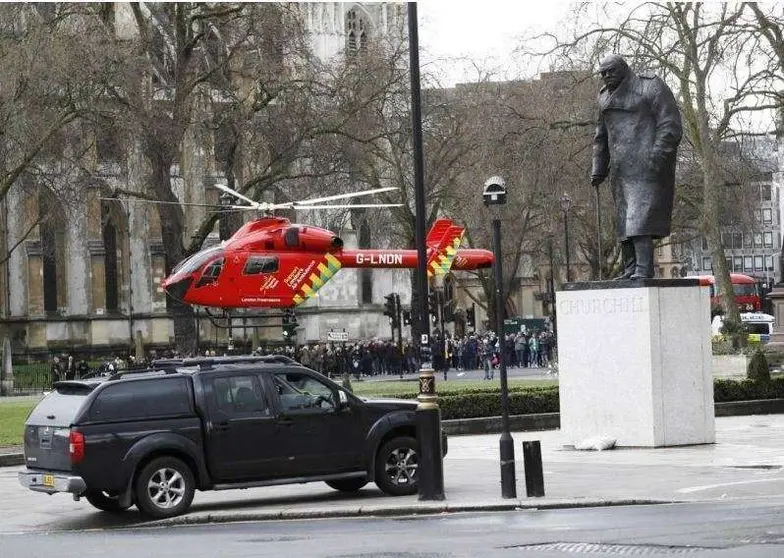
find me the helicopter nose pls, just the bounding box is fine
[163,276,193,303]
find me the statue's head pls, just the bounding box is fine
[598,54,630,91]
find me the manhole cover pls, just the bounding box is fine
[510,542,721,555]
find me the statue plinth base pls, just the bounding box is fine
[557,279,715,447]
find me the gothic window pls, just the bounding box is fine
[101,200,128,314]
[40,219,59,314]
[103,218,119,312]
[346,8,371,56]
[39,191,66,315]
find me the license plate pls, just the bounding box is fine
[42,474,54,487]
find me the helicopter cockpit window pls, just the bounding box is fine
[171,246,224,277]
[283,227,300,248]
[195,257,224,288]
[244,256,278,275]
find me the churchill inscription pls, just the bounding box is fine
[558,295,645,316]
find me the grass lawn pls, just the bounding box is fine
[350,378,557,397]
[0,399,36,447]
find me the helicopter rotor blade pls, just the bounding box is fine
[214,183,260,208]
[99,197,228,208]
[290,203,404,210]
[271,187,399,210]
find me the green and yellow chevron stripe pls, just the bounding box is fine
[292,253,342,306]
[427,233,463,278]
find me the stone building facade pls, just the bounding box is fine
[0,3,416,358]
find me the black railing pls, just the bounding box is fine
[3,359,149,395]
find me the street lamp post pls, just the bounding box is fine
[547,236,557,337]
[560,193,572,283]
[483,176,516,499]
[408,2,444,502]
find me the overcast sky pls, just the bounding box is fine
[417,1,576,86]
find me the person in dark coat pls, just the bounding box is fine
[591,54,683,279]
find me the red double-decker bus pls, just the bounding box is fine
[689,273,761,312]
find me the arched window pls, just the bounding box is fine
[39,190,66,315]
[103,216,119,312]
[101,199,129,315]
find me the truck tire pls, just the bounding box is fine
[325,478,368,492]
[84,489,131,513]
[375,436,419,496]
[134,456,195,519]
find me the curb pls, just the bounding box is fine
[0,453,22,467]
[443,412,560,435]
[714,398,784,416]
[152,498,675,528]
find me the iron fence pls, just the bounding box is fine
[3,359,149,395]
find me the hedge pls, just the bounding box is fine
[713,377,784,402]
[368,378,784,421]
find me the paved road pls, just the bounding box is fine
[2,415,784,534]
[2,500,783,557]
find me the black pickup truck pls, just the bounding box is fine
[18,355,445,518]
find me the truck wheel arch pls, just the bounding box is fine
[122,434,210,490]
[364,412,417,479]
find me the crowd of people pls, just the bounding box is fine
[47,328,556,386]
[256,328,556,381]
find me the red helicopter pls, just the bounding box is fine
[162,184,494,309]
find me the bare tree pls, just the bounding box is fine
[0,4,102,261]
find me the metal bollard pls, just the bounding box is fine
[522,440,545,497]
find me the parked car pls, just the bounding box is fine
[711,312,775,343]
[18,355,445,518]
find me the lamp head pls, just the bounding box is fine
[483,176,507,206]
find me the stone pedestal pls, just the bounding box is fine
[556,279,715,447]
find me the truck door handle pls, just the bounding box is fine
[213,420,231,432]
[278,417,294,426]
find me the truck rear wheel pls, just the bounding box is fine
[134,456,195,519]
[375,436,419,496]
[84,489,131,513]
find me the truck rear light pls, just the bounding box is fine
[69,430,85,464]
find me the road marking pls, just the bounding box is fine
[677,477,784,494]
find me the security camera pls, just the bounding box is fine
[483,176,507,206]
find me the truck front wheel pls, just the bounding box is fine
[375,436,419,496]
[134,456,195,519]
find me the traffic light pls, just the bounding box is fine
[383,293,397,321]
[428,290,438,317]
[282,309,297,340]
[467,304,476,329]
[402,310,411,326]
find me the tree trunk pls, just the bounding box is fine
[149,151,197,356]
[701,144,740,326]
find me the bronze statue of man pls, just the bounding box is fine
[591,55,683,279]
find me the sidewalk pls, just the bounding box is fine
[4,414,782,529]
